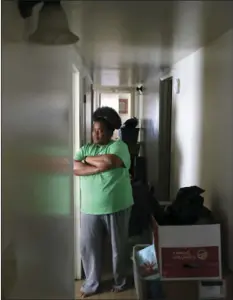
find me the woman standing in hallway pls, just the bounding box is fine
[74,107,133,298]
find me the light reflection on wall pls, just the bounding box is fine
[100,69,120,86]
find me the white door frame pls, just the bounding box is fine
[73,65,82,280]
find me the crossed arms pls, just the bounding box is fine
[73,154,124,176]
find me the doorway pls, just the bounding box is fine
[158,77,173,202]
[73,66,82,280]
[99,92,132,138]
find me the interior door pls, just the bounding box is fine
[158,77,173,202]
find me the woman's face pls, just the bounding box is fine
[92,121,111,145]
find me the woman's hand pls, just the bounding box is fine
[86,155,124,171]
[73,160,100,176]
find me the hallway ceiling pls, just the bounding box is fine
[4,1,233,86]
[64,1,233,85]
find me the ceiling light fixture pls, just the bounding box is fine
[28,0,79,45]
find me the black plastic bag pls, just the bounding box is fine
[165,186,205,225]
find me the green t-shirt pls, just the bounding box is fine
[74,140,134,215]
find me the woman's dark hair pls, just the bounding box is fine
[93,107,122,132]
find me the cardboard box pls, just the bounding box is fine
[198,280,226,299]
[198,271,233,300]
[152,217,222,281]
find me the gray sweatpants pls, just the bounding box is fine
[80,207,131,294]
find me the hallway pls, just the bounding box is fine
[2,1,233,299]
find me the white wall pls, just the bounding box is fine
[141,83,160,189]
[2,2,89,298]
[2,43,75,300]
[171,29,233,270]
[170,48,204,197]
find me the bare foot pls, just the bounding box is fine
[80,292,87,298]
[80,291,96,298]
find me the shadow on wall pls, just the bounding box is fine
[143,80,182,201]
